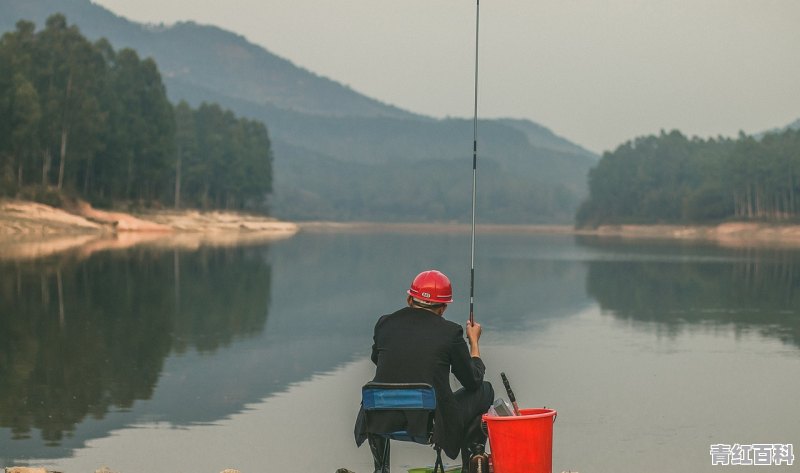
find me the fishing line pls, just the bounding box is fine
[469,0,480,325]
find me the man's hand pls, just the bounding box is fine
[466,320,482,358]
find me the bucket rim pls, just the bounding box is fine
[482,407,556,421]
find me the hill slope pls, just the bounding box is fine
[1,0,598,222]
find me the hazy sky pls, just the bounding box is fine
[92,0,800,153]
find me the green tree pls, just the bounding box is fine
[0,20,39,192]
[577,128,800,226]
[173,100,196,209]
[31,14,106,190]
[0,15,273,212]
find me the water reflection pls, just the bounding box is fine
[3,232,799,469]
[1,232,593,464]
[0,246,271,456]
[579,237,800,349]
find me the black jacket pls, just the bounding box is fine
[355,306,486,459]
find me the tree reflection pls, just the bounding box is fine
[581,238,800,349]
[0,246,270,444]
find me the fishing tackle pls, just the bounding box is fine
[469,0,480,325]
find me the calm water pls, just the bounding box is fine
[1,231,799,472]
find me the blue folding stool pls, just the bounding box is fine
[361,382,444,473]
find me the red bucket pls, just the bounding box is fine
[482,408,557,473]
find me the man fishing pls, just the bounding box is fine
[354,269,494,472]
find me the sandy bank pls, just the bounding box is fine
[584,222,800,247]
[0,199,298,260]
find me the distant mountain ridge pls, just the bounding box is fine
[1,0,413,120]
[1,0,599,222]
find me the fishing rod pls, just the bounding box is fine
[469,0,479,326]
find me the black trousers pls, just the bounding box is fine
[369,381,494,472]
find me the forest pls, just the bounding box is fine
[0,15,273,211]
[576,127,800,226]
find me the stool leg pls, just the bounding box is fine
[433,446,444,473]
[368,434,390,473]
[381,439,390,473]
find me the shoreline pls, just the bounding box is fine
[0,199,299,260]
[5,199,800,260]
[297,221,577,234]
[585,222,800,247]
[298,220,800,246]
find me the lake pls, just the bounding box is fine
[1,230,798,472]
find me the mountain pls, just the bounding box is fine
[0,0,599,223]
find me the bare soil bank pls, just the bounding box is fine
[585,222,800,247]
[0,199,298,260]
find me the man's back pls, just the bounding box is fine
[372,307,478,393]
[368,306,485,458]
[355,270,492,468]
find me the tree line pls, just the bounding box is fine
[0,15,272,210]
[576,127,800,226]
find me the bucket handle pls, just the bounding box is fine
[543,407,557,423]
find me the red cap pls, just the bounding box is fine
[407,270,453,304]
